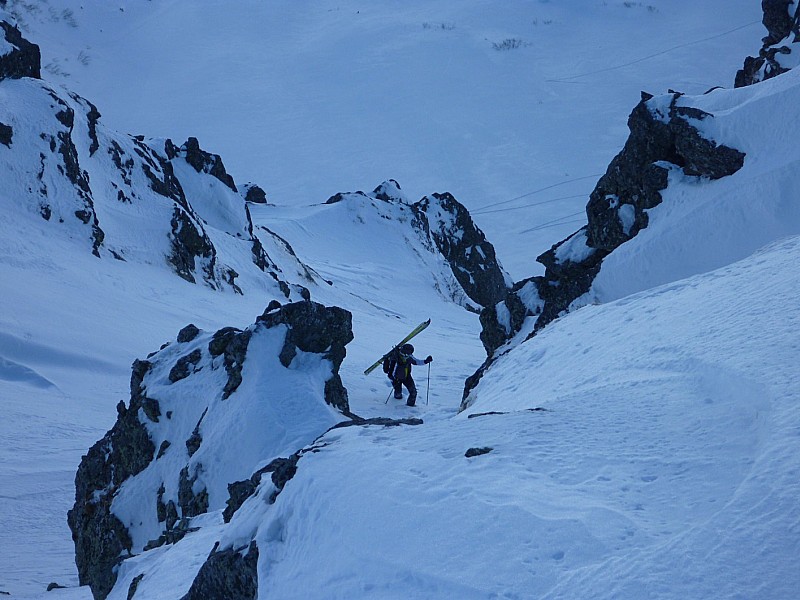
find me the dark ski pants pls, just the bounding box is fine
[393,376,418,406]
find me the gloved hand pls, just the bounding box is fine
[425,355,433,364]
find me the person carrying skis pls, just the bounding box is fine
[383,343,432,406]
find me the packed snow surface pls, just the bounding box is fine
[1,1,799,599]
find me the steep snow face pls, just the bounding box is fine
[451,235,800,600]
[107,236,800,600]
[0,74,310,298]
[261,182,490,313]
[590,67,800,302]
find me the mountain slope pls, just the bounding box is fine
[1,2,799,599]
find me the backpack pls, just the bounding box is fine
[383,349,410,381]
[382,349,397,375]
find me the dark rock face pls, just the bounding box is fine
[70,301,354,599]
[46,93,106,257]
[177,323,201,343]
[67,362,157,600]
[413,192,510,309]
[168,348,202,382]
[181,137,237,192]
[736,1,799,87]
[540,92,743,334]
[180,541,259,600]
[372,178,405,203]
[0,121,11,146]
[463,91,746,406]
[223,454,301,523]
[168,206,217,285]
[242,183,268,204]
[0,20,41,81]
[257,300,353,411]
[478,277,543,357]
[208,327,253,400]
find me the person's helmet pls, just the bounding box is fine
[400,343,414,356]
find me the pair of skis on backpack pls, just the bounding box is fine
[364,319,430,376]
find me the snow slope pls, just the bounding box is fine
[2,1,799,599]
[6,0,764,278]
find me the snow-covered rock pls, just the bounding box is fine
[318,179,509,311]
[67,300,353,600]
[0,20,311,299]
[0,14,40,81]
[464,86,746,403]
[412,191,511,310]
[736,0,800,87]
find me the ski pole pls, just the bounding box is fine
[384,387,394,404]
[426,363,431,405]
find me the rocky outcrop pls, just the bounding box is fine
[413,192,511,309]
[463,91,746,406]
[180,542,259,600]
[323,180,507,311]
[0,19,40,81]
[181,136,237,192]
[537,91,743,333]
[68,300,353,600]
[736,0,800,87]
[242,182,268,204]
[257,300,353,412]
[0,18,309,297]
[67,361,157,600]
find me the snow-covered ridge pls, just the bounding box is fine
[67,300,353,600]
[272,179,510,313]
[0,18,313,300]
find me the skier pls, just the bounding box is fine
[383,343,432,406]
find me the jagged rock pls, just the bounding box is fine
[413,192,510,309]
[177,324,201,344]
[180,541,259,600]
[464,91,746,405]
[168,206,217,285]
[545,91,743,330]
[185,408,207,457]
[465,447,493,458]
[242,183,268,204]
[169,348,203,383]
[478,277,543,357]
[0,121,11,146]
[257,300,353,411]
[181,137,237,192]
[67,398,154,600]
[760,0,796,45]
[127,574,144,600]
[47,92,105,257]
[372,179,405,203]
[0,19,41,81]
[736,1,799,87]
[71,301,354,599]
[178,466,209,518]
[208,327,252,400]
[223,454,301,523]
